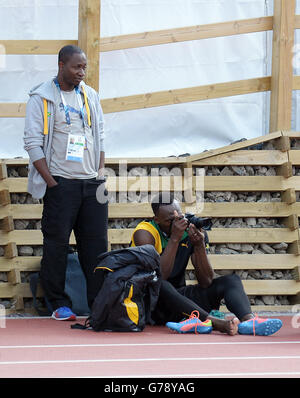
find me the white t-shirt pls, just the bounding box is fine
[49,81,98,179]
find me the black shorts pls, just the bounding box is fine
[152,274,251,324]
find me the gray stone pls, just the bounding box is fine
[262,295,275,305]
[260,244,276,254]
[18,246,34,256]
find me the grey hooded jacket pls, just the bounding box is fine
[23,79,105,199]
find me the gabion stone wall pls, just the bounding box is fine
[1,134,300,314]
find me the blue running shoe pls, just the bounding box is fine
[238,315,282,336]
[166,310,212,334]
[52,306,76,321]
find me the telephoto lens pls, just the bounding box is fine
[184,213,212,230]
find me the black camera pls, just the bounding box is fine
[184,213,212,231]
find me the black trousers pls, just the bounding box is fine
[40,177,108,310]
[152,274,252,324]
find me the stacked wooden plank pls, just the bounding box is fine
[0,131,300,314]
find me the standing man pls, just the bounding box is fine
[24,45,108,320]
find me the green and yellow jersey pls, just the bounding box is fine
[131,220,209,288]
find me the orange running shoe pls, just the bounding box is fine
[166,310,212,334]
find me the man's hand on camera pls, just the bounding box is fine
[188,223,205,247]
[170,210,188,242]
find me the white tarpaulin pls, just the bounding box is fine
[0,0,299,158]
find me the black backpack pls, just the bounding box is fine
[71,245,161,332]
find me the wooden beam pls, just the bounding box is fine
[0,283,42,298]
[202,254,300,270]
[242,280,300,295]
[78,0,100,91]
[192,150,288,166]
[2,156,185,167]
[187,280,300,295]
[0,256,41,272]
[269,0,295,132]
[1,40,78,55]
[1,253,299,272]
[0,17,273,55]
[0,228,298,246]
[0,77,271,117]
[1,280,300,297]
[0,158,28,166]
[186,131,282,163]
[289,150,300,165]
[4,201,300,220]
[3,15,300,56]
[0,103,26,118]
[101,77,271,114]
[0,204,43,220]
[7,280,297,299]
[4,175,300,194]
[100,17,273,52]
[281,131,300,138]
[203,175,300,191]
[3,144,300,166]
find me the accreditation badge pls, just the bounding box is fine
[66,134,85,162]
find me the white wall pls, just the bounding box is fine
[0,0,298,158]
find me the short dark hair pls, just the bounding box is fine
[58,45,84,64]
[151,192,174,215]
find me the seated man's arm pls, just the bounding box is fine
[133,222,184,280]
[189,224,214,288]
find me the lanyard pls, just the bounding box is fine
[54,78,86,127]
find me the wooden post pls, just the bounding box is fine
[281,187,296,204]
[0,189,10,206]
[4,242,18,259]
[269,0,295,133]
[0,216,14,232]
[0,163,7,180]
[78,0,101,92]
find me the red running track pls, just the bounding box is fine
[0,316,299,378]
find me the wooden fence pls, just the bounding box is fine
[0,0,299,131]
[1,0,300,314]
[1,130,300,314]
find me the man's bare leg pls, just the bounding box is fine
[207,315,240,336]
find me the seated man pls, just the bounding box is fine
[130,192,282,336]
